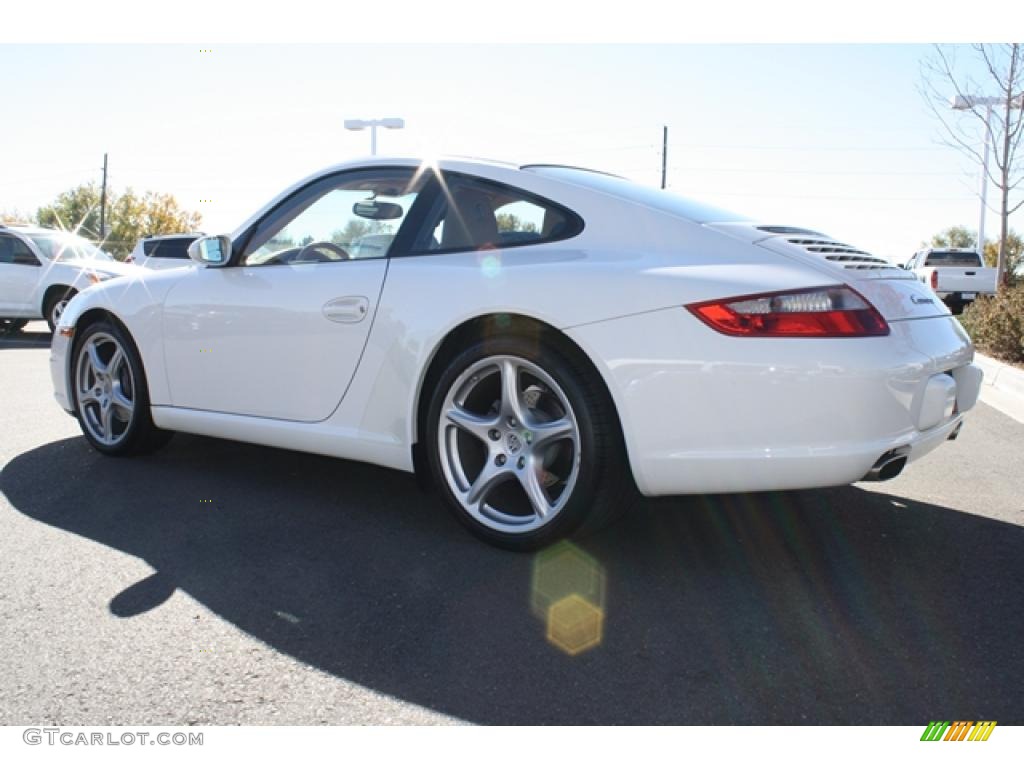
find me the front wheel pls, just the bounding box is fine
[0,318,28,335]
[425,335,634,550]
[45,288,77,332]
[71,320,173,455]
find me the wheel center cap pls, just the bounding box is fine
[505,432,522,454]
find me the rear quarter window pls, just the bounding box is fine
[410,174,583,255]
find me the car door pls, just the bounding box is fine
[0,234,43,314]
[161,167,428,421]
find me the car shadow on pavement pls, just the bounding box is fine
[0,329,51,350]
[2,433,1021,725]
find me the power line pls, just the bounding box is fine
[694,191,978,201]
[665,143,957,152]
[666,166,973,177]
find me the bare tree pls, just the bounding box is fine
[921,44,1024,288]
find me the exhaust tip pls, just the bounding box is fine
[861,446,910,482]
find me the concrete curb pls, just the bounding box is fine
[975,352,1024,424]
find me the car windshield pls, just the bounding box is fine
[27,233,115,262]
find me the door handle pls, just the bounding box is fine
[323,296,369,323]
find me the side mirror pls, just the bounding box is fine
[188,235,232,267]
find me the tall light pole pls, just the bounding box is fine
[661,125,668,189]
[950,94,1019,258]
[344,117,405,155]
[99,153,108,240]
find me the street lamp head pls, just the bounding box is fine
[345,117,405,130]
[344,116,405,156]
[950,94,1017,110]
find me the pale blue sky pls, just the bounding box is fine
[0,44,1009,261]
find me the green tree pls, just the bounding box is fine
[36,183,103,238]
[36,183,202,260]
[984,231,1023,282]
[330,219,391,245]
[0,208,35,225]
[105,189,202,259]
[496,212,538,233]
[930,225,976,249]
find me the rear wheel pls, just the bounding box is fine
[71,320,173,455]
[425,334,634,550]
[0,319,28,335]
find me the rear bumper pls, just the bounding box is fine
[567,309,980,496]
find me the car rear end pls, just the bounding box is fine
[565,223,983,497]
[747,227,983,461]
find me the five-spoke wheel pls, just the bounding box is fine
[438,355,581,534]
[71,320,172,455]
[75,331,135,446]
[426,334,633,549]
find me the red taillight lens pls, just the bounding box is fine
[687,285,889,337]
[930,270,938,289]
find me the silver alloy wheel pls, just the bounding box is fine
[51,297,70,328]
[75,332,135,446]
[438,355,581,534]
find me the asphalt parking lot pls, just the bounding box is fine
[2,321,1023,725]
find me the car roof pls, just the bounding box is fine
[0,225,55,236]
[230,155,750,239]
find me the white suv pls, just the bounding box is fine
[126,233,203,270]
[0,225,142,332]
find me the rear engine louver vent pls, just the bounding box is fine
[785,237,892,270]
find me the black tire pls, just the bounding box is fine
[71,319,173,456]
[0,318,28,335]
[44,287,77,333]
[425,333,635,550]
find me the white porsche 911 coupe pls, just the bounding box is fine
[49,157,983,549]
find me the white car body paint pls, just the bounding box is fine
[51,157,983,496]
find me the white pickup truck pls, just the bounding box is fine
[905,247,997,313]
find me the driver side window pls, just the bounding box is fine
[243,169,421,266]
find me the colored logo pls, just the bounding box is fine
[920,721,996,741]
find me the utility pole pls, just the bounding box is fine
[99,153,108,240]
[661,126,668,189]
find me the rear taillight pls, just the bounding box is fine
[125,256,134,263]
[687,285,889,338]
[930,270,938,289]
